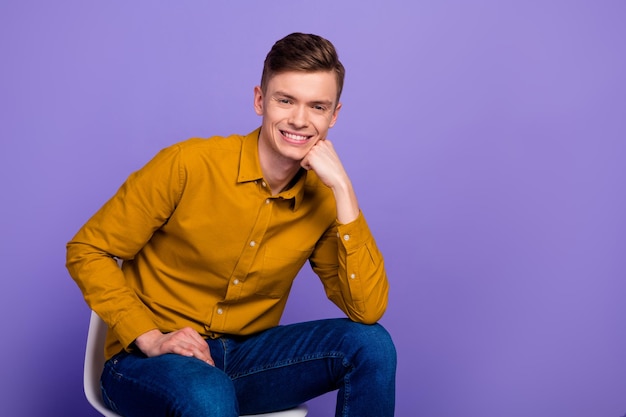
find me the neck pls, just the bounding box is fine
[258,149,302,195]
[263,163,301,195]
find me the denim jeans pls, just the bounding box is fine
[101,318,396,417]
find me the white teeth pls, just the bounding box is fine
[282,131,309,141]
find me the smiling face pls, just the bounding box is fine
[254,70,342,170]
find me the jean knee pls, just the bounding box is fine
[344,322,397,371]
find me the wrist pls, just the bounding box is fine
[332,180,359,224]
[134,328,161,352]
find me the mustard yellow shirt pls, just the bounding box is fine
[66,129,388,359]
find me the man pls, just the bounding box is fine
[67,32,396,417]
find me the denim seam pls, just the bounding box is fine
[342,359,352,417]
[100,379,119,413]
[220,338,229,371]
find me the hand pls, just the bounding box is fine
[301,139,360,224]
[134,327,214,366]
[300,139,348,189]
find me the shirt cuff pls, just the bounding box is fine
[336,211,373,252]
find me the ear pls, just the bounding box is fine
[253,86,264,116]
[328,102,342,128]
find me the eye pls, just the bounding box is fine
[312,104,326,111]
[275,97,292,105]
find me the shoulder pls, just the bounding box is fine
[162,133,246,168]
[175,133,245,153]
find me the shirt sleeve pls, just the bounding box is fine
[309,211,389,324]
[66,144,184,350]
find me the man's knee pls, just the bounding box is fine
[341,321,397,371]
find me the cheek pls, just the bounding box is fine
[267,107,290,122]
[312,114,334,130]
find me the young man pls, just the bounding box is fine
[67,32,396,417]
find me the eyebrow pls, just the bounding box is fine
[274,91,334,107]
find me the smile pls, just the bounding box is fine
[281,130,311,142]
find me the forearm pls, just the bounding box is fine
[66,241,159,349]
[330,177,360,225]
[313,213,389,323]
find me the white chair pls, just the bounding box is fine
[84,310,308,416]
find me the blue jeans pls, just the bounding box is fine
[101,318,396,417]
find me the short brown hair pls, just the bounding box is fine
[261,33,345,103]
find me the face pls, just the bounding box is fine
[254,71,341,166]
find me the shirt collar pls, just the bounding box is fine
[238,128,307,211]
[238,128,264,183]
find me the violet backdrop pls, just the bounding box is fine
[1,1,625,416]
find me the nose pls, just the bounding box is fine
[288,105,308,128]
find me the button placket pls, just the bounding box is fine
[222,189,274,309]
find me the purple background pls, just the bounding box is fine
[1,1,625,416]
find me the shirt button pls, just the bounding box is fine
[233,279,240,285]
[217,308,223,315]
[343,234,350,241]
[250,241,256,247]
[265,199,270,204]
[350,273,356,279]
[262,181,267,187]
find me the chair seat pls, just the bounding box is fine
[242,404,308,416]
[84,311,307,416]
